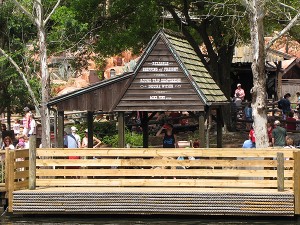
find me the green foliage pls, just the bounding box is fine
[74,121,117,140]
[102,131,143,148]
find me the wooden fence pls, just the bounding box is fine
[5,149,29,212]
[3,148,300,214]
[34,148,295,189]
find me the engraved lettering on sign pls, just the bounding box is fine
[148,85,161,89]
[161,78,181,83]
[161,84,173,88]
[164,67,178,72]
[151,62,169,66]
[142,67,158,72]
[154,74,167,77]
[140,79,151,83]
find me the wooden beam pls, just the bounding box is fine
[118,112,125,148]
[217,107,223,148]
[87,111,94,148]
[57,111,64,148]
[277,152,284,192]
[6,150,14,212]
[142,111,149,148]
[294,151,300,215]
[29,136,36,190]
[199,112,205,148]
[36,148,295,158]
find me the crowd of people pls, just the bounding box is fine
[1,107,36,151]
[236,84,300,148]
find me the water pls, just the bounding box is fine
[1,214,300,225]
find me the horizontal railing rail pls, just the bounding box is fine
[34,148,294,190]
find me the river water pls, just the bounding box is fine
[1,214,300,225]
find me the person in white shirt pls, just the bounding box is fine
[70,126,81,148]
[13,119,21,135]
[28,114,36,136]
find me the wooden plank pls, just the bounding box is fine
[36,178,294,188]
[118,112,125,148]
[294,151,300,215]
[7,151,14,212]
[36,168,293,177]
[14,180,29,190]
[36,148,295,158]
[14,170,29,179]
[15,160,29,168]
[277,152,284,191]
[14,149,29,158]
[29,135,36,190]
[35,158,294,167]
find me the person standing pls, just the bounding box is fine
[64,126,81,149]
[13,119,21,136]
[28,114,36,136]
[278,93,292,120]
[81,129,102,148]
[23,107,32,137]
[272,120,287,147]
[234,83,245,101]
[156,123,177,148]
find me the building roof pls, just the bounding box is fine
[48,29,227,112]
[162,30,227,104]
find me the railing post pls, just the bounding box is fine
[294,151,300,215]
[29,135,36,190]
[6,150,15,213]
[277,152,284,192]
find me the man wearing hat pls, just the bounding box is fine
[64,126,81,148]
[234,83,245,101]
[272,120,287,147]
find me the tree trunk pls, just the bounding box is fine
[35,0,51,148]
[249,0,269,148]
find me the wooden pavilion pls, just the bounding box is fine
[48,29,228,148]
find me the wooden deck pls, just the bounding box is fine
[13,187,294,216]
[3,148,300,216]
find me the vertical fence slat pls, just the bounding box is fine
[29,136,37,190]
[293,151,300,215]
[277,152,284,192]
[7,150,15,213]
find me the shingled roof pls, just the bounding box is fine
[161,30,227,104]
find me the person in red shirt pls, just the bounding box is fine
[249,124,256,147]
[286,111,296,131]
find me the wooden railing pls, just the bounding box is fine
[34,148,295,190]
[5,149,29,212]
[3,147,300,214]
[0,151,5,192]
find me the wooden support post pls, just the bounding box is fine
[277,152,284,192]
[142,112,149,148]
[87,111,94,148]
[6,150,14,212]
[199,112,205,148]
[29,135,37,190]
[216,107,223,148]
[294,151,300,215]
[118,112,125,148]
[57,111,64,148]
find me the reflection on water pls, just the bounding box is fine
[1,215,300,225]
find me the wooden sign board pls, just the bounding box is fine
[115,38,204,112]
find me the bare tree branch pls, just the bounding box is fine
[0,47,40,115]
[44,0,61,26]
[278,2,298,12]
[266,10,300,51]
[12,0,36,25]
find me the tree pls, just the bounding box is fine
[240,0,300,147]
[0,1,40,125]
[8,0,60,147]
